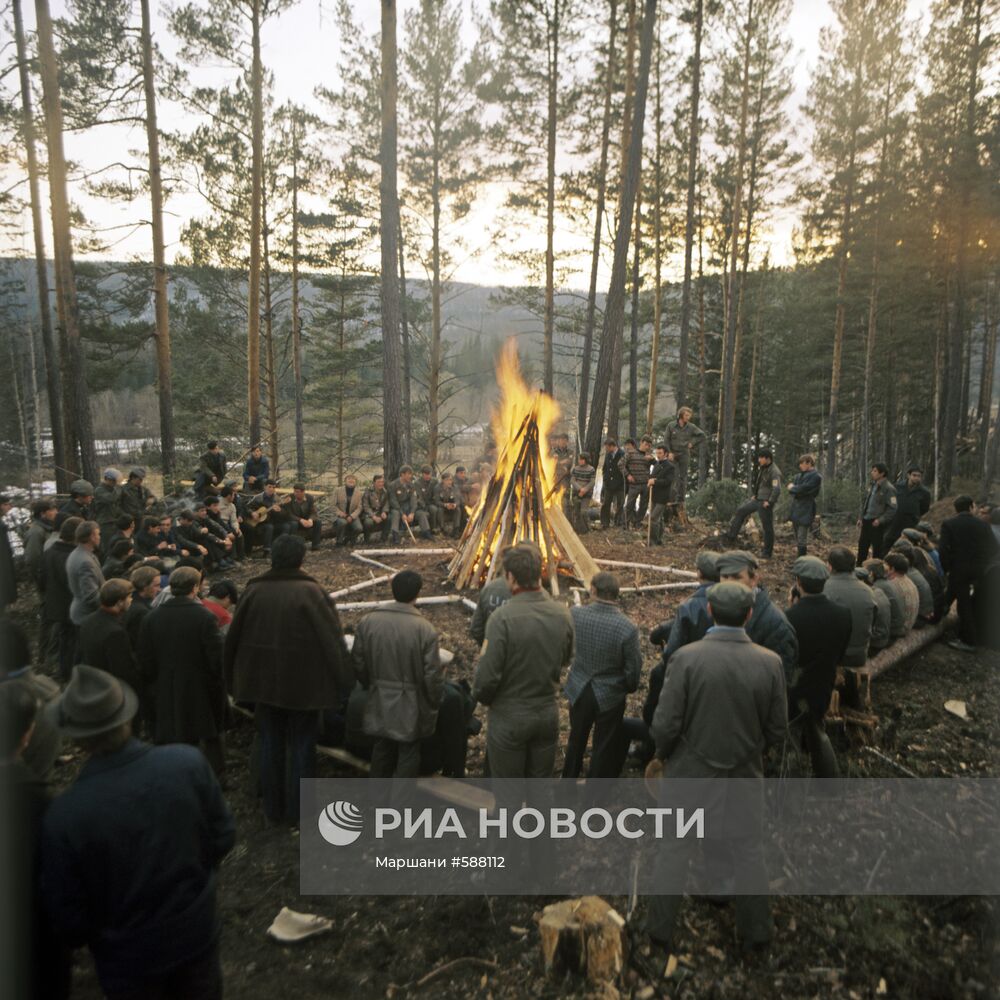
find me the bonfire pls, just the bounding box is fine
[447,341,598,594]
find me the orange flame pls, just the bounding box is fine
[490,339,561,503]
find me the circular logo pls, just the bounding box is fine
[318,800,364,846]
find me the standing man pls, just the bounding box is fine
[41,665,235,1000]
[784,557,851,777]
[41,517,83,680]
[138,567,226,776]
[647,445,676,546]
[92,469,124,555]
[243,444,270,492]
[882,465,931,551]
[194,440,227,496]
[664,406,707,521]
[599,438,625,530]
[121,468,156,522]
[0,495,14,615]
[288,483,323,551]
[562,572,641,779]
[469,541,544,646]
[23,498,57,586]
[551,432,574,509]
[569,452,596,533]
[939,495,1000,652]
[723,449,782,559]
[388,465,430,543]
[55,479,94,529]
[352,570,443,778]
[857,463,897,563]
[225,535,352,823]
[624,437,655,529]
[787,454,822,556]
[472,546,574,778]
[77,579,138,696]
[361,474,391,543]
[644,581,786,954]
[332,475,363,546]
[66,521,105,629]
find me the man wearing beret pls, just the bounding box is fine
[785,556,851,778]
[644,581,786,954]
[717,550,798,683]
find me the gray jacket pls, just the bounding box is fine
[823,572,877,667]
[874,578,906,638]
[861,478,897,523]
[651,628,786,777]
[869,586,891,649]
[352,602,442,743]
[473,590,573,717]
[753,462,782,504]
[66,545,105,626]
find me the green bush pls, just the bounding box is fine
[686,479,746,524]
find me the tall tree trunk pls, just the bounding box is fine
[139,0,175,486]
[676,0,703,408]
[27,321,42,468]
[645,19,662,436]
[397,216,412,464]
[261,188,279,473]
[628,184,641,441]
[542,0,561,396]
[940,0,983,493]
[696,184,708,486]
[247,0,263,447]
[579,0,618,437]
[338,270,347,484]
[13,0,65,490]
[9,342,31,484]
[34,0,96,484]
[290,117,306,480]
[380,0,404,481]
[978,278,997,496]
[604,0,639,444]
[429,145,443,466]
[584,0,658,461]
[825,52,864,484]
[719,0,753,481]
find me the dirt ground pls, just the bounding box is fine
[14,516,999,1000]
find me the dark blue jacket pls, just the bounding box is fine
[788,469,822,525]
[41,740,235,992]
[243,454,270,488]
[746,586,798,685]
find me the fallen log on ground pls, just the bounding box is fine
[350,551,397,573]
[330,574,394,599]
[364,547,456,557]
[335,594,469,612]
[861,610,957,679]
[595,558,698,578]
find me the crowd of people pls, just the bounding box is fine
[1,429,998,997]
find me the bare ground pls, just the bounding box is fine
[13,517,999,1000]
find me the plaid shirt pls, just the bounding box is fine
[564,601,642,710]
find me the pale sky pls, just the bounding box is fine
[6,0,931,289]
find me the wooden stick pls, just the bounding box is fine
[595,559,698,578]
[364,548,456,556]
[618,582,700,594]
[414,957,498,990]
[460,597,477,612]
[329,574,394,599]
[350,551,396,573]
[404,516,418,544]
[336,594,468,611]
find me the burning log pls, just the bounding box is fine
[448,341,598,591]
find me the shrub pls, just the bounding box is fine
[686,479,746,524]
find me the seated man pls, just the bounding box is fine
[331,476,362,547]
[246,480,291,556]
[194,440,227,497]
[173,510,210,565]
[135,516,175,560]
[415,466,441,535]
[204,497,239,567]
[242,445,269,493]
[388,465,430,543]
[437,473,461,538]
[193,502,235,570]
[212,489,245,562]
[361,474,390,543]
[288,483,323,551]
[101,538,139,580]
[105,514,137,558]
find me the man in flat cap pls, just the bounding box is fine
[644,581,786,954]
[92,469,124,558]
[784,556,851,778]
[717,550,798,683]
[56,480,94,529]
[121,468,157,522]
[41,665,234,1000]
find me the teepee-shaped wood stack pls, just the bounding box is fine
[447,409,598,595]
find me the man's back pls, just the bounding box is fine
[823,573,877,666]
[785,595,851,715]
[41,540,74,622]
[651,629,786,777]
[745,588,798,683]
[472,590,573,714]
[66,546,104,625]
[941,511,999,578]
[78,610,136,688]
[42,740,234,989]
[470,576,511,645]
[565,601,641,707]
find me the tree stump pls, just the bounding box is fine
[538,896,627,984]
